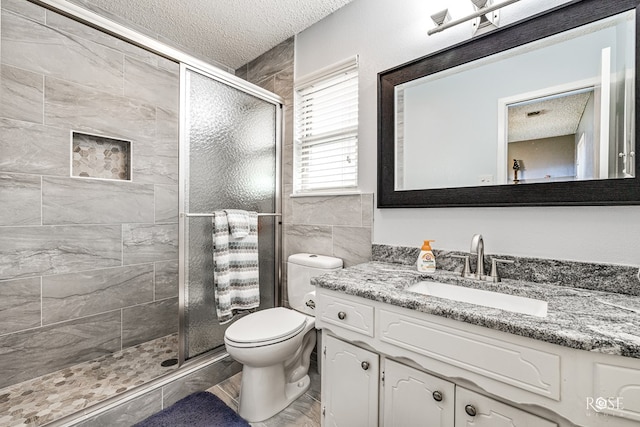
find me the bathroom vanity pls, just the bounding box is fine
[314,259,640,427]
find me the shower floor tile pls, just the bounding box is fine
[0,334,178,427]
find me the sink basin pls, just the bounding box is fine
[407,281,548,317]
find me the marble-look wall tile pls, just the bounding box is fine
[2,11,124,94]
[0,225,122,280]
[362,193,374,227]
[0,311,121,389]
[132,108,178,185]
[0,64,44,123]
[155,184,179,223]
[274,66,294,105]
[0,277,41,335]
[284,224,333,258]
[235,64,248,80]
[42,264,155,324]
[123,223,179,265]
[44,76,157,140]
[0,173,41,226]
[122,298,178,347]
[162,356,242,407]
[0,118,69,176]
[1,0,45,23]
[247,37,294,84]
[155,260,178,300]
[282,143,293,186]
[291,194,363,226]
[333,226,372,267]
[42,176,155,225]
[73,388,162,427]
[44,9,161,67]
[124,56,179,113]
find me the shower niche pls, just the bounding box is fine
[71,131,132,181]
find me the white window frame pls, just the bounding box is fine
[293,56,359,195]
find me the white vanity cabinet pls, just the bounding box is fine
[322,334,379,427]
[316,287,640,427]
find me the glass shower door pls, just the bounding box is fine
[179,65,281,361]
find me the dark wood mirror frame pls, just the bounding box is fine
[378,0,640,208]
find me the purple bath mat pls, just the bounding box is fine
[133,391,250,427]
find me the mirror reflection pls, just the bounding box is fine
[395,10,635,191]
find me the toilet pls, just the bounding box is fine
[224,253,343,422]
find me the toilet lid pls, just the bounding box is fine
[225,307,307,344]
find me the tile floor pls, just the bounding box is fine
[208,365,321,427]
[0,334,178,427]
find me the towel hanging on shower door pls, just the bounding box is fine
[212,210,260,324]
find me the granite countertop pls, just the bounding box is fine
[312,261,640,359]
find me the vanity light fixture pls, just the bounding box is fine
[428,0,520,36]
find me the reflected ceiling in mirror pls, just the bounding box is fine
[378,0,640,207]
[395,10,635,191]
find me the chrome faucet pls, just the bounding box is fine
[470,234,485,279]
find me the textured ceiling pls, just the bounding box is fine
[69,0,354,70]
[508,91,592,143]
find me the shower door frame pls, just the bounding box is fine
[178,63,283,366]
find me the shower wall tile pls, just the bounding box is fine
[42,176,155,225]
[283,142,294,186]
[1,0,46,22]
[132,108,179,185]
[124,56,179,113]
[0,277,41,335]
[0,225,122,280]
[162,356,242,407]
[0,173,41,226]
[284,224,333,259]
[42,264,155,324]
[274,66,294,105]
[73,388,163,427]
[0,311,121,389]
[44,76,157,140]
[155,184,179,223]
[122,297,178,347]
[291,194,363,226]
[44,9,161,67]
[123,223,179,265]
[333,226,372,267]
[0,118,69,176]
[2,11,124,94]
[0,64,44,124]
[247,37,294,84]
[155,260,178,300]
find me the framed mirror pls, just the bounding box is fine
[378,0,640,207]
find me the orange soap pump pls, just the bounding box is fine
[417,240,436,273]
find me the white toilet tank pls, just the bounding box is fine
[287,253,342,315]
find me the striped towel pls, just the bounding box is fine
[212,210,260,324]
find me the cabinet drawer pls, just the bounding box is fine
[592,363,640,421]
[318,294,374,337]
[455,387,557,427]
[378,309,560,400]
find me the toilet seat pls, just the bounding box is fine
[225,307,308,348]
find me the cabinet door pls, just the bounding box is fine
[455,387,558,427]
[383,359,454,427]
[322,334,379,427]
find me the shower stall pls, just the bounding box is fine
[0,1,282,425]
[179,65,281,363]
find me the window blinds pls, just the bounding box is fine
[295,59,358,193]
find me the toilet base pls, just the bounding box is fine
[238,363,311,422]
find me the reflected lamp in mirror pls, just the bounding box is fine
[379,0,640,207]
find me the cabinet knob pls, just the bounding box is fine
[361,361,370,370]
[464,404,477,417]
[338,311,347,320]
[432,391,443,402]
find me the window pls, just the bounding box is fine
[294,56,358,194]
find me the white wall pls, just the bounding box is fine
[295,0,640,265]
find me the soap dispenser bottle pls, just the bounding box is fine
[417,240,436,273]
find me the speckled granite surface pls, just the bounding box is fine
[372,244,640,296]
[312,261,640,359]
